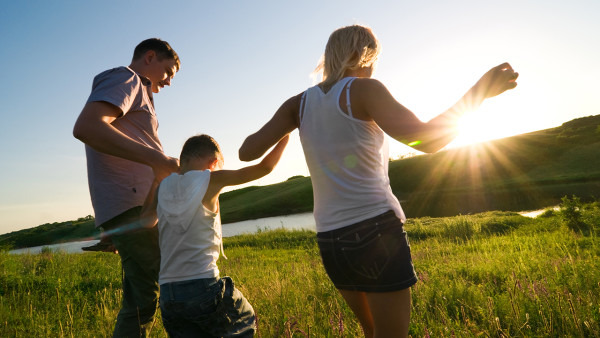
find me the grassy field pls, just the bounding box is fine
[1,198,599,337]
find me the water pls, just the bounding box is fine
[9,213,316,254]
[519,206,559,218]
[222,212,315,237]
[8,239,100,254]
[9,208,557,254]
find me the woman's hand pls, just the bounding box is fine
[476,62,519,99]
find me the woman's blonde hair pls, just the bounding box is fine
[314,25,380,92]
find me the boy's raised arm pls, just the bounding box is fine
[213,134,290,189]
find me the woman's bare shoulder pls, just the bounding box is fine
[283,91,304,109]
[353,77,388,93]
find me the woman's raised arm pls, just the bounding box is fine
[239,93,303,161]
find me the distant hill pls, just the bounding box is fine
[389,114,600,216]
[0,216,97,250]
[220,114,600,220]
[2,114,599,249]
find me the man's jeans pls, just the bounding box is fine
[101,206,160,338]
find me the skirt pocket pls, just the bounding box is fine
[341,232,390,280]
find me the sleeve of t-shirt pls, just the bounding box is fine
[86,67,141,116]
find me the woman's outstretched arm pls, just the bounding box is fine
[357,63,518,153]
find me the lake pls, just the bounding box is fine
[9,207,556,254]
[518,206,559,218]
[9,212,316,254]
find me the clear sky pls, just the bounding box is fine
[1,0,599,235]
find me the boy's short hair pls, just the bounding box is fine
[180,134,223,164]
[133,38,181,71]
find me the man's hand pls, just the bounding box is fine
[151,155,180,182]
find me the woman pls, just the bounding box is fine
[239,25,518,337]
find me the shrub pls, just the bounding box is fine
[539,208,556,218]
[406,218,436,241]
[442,216,479,241]
[480,216,522,235]
[40,246,53,254]
[559,195,589,232]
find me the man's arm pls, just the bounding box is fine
[73,101,179,181]
[140,179,160,228]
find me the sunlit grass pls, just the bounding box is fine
[1,202,599,336]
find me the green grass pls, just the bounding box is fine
[2,201,599,337]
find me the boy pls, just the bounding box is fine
[141,133,289,337]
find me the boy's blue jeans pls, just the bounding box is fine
[160,277,256,337]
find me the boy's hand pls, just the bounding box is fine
[476,62,519,99]
[260,134,290,169]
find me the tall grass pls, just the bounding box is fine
[1,202,599,337]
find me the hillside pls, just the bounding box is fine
[221,114,600,220]
[389,114,600,216]
[2,114,599,249]
[0,216,97,250]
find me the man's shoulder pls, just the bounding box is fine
[92,66,139,85]
[87,66,145,111]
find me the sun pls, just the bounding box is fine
[450,113,500,147]
[448,98,534,149]
[386,84,536,158]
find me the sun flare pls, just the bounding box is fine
[452,114,500,147]
[449,99,534,149]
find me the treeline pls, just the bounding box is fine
[0,216,98,250]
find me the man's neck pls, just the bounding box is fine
[128,61,147,78]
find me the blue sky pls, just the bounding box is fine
[1,0,599,234]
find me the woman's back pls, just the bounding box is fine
[299,77,405,232]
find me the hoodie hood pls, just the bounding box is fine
[157,170,210,233]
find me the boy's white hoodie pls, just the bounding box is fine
[156,170,225,284]
[158,170,210,233]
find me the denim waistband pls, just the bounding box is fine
[100,206,142,231]
[160,277,220,301]
[316,210,399,240]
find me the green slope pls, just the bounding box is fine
[389,114,600,216]
[0,216,98,250]
[220,114,600,220]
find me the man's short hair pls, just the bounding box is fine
[180,134,223,165]
[133,38,181,70]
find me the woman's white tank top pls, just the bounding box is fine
[299,77,406,232]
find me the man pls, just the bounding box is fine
[73,38,180,337]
